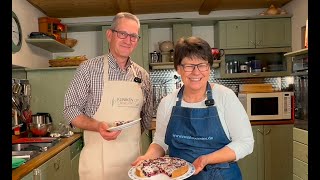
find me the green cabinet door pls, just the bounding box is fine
[256,18,291,48]
[264,124,293,180]
[238,126,262,180]
[34,147,71,180]
[215,20,255,49]
[102,24,149,71]
[215,18,291,49]
[238,124,293,180]
[172,24,192,44]
[21,171,33,180]
[71,153,80,180]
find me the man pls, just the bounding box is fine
[63,12,153,180]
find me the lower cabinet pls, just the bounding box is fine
[21,171,33,180]
[70,138,83,180]
[238,124,293,180]
[33,146,72,180]
[292,127,308,180]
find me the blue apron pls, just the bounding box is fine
[164,82,242,180]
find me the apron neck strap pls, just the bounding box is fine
[176,82,214,106]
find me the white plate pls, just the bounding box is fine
[128,161,195,180]
[107,118,141,132]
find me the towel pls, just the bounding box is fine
[12,157,26,169]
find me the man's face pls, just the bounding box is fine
[107,18,140,60]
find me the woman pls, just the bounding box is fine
[132,36,254,179]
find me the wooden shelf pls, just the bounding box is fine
[284,48,308,57]
[150,62,174,70]
[25,39,74,53]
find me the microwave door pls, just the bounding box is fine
[248,96,283,120]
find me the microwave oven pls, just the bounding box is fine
[238,92,293,120]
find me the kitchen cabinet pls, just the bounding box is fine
[102,24,150,71]
[292,127,308,180]
[33,146,72,180]
[284,48,308,76]
[21,171,33,180]
[172,24,192,43]
[70,138,83,180]
[25,39,74,53]
[216,48,292,78]
[214,18,291,49]
[238,124,293,180]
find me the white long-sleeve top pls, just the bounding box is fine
[152,83,254,161]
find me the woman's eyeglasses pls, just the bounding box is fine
[111,29,140,42]
[180,63,210,72]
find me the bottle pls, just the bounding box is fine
[234,61,239,73]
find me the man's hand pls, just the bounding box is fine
[98,122,121,141]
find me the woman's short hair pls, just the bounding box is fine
[173,36,213,70]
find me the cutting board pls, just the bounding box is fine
[239,84,274,93]
[12,137,57,144]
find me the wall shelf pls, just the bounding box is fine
[25,38,74,53]
[284,48,308,57]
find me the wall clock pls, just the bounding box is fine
[12,11,22,53]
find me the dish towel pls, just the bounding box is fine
[12,157,26,169]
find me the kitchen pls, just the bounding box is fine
[12,0,308,180]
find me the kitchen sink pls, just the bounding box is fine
[12,139,60,152]
[12,150,39,161]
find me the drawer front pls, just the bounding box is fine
[293,141,308,163]
[293,158,308,180]
[293,128,308,145]
[70,138,83,159]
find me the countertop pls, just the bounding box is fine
[12,133,82,180]
[294,119,308,131]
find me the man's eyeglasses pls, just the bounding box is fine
[180,63,210,72]
[111,29,140,42]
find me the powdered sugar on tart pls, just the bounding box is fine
[135,157,189,178]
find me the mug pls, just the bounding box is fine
[211,48,225,60]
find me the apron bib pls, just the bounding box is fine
[164,82,242,180]
[79,55,143,180]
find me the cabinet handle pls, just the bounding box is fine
[257,129,263,134]
[54,159,60,170]
[249,40,255,45]
[251,73,260,76]
[33,169,41,180]
[256,40,262,46]
[265,129,271,135]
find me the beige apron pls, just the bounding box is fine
[79,55,143,180]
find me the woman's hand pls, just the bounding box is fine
[192,155,209,175]
[131,155,151,166]
[98,122,121,141]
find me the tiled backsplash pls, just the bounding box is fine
[150,69,294,116]
[150,69,294,93]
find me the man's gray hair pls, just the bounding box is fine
[110,12,140,30]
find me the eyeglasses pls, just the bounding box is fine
[180,63,210,72]
[111,29,140,42]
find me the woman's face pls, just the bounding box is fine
[177,57,210,92]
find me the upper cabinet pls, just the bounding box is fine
[102,25,149,71]
[172,24,192,44]
[214,18,291,49]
